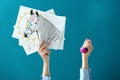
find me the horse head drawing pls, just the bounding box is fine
[24,10,40,38]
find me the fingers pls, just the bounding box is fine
[38,39,50,50]
[38,40,51,55]
[39,42,50,52]
[84,38,91,44]
[83,38,92,47]
[88,39,92,44]
[83,38,93,53]
[41,49,50,56]
[39,39,44,49]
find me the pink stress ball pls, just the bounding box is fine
[80,47,88,53]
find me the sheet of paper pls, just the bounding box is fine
[12,5,66,55]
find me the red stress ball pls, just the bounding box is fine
[80,47,88,53]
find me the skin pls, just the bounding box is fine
[38,40,51,76]
[38,38,93,76]
[81,38,93,69]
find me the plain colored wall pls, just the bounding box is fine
[0,0,120,80]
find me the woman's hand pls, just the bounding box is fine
[38,40,51,76]
[81,38,93,59]
[81,38,93,69]
[38,40,51,63]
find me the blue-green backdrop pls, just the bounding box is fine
[0,0,120,80]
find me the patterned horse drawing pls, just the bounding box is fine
[24,9,61,42]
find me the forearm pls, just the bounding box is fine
[82,56,88,69]
[80,56,91,80]
[42,61,50,76]
[80,39,93,80]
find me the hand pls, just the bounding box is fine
[38,40,51,63]
[81,38,93,69]
[81,38,93,59]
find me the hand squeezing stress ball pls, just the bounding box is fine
[80,38,93,80]
[38,38,93,80]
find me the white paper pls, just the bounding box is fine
[12,5,66,55]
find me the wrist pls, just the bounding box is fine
[43,56,50,64]
[82,55,88,61]
[43,60,49,65]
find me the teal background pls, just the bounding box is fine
[0,0,120,80]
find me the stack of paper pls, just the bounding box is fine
[12,6,66,55]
